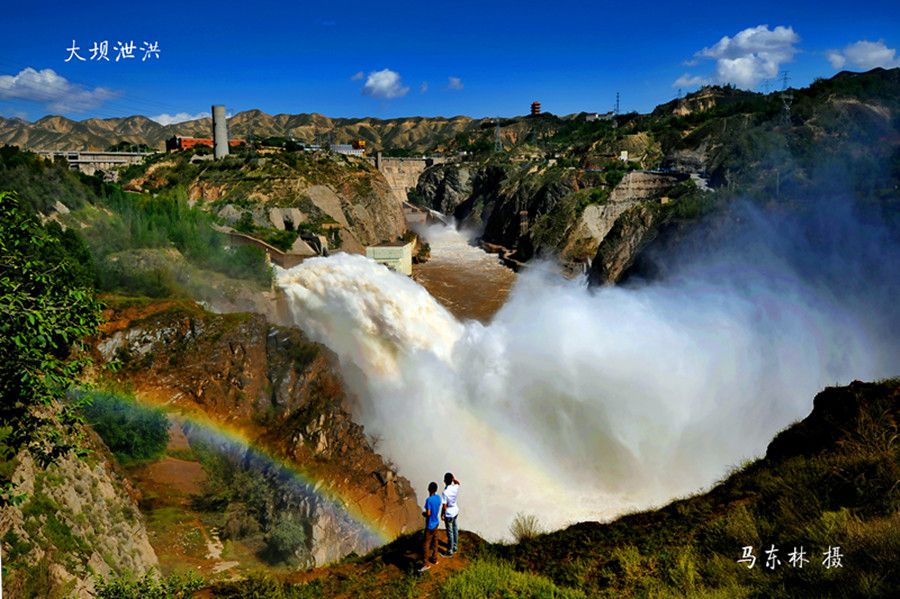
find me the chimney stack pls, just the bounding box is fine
[212,105,229,159]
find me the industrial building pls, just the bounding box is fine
[165,136,244,152]
[366,240,414,275]
[329,140,367,156]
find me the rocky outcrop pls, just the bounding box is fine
[586,202,663,285]
[137,152,407,253]
[416,163,474,214]
[418,164,682,283]
[95,301,421,565]
[0,438,158,598]
[562,172,682,278]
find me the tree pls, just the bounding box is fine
[0,191,102,503]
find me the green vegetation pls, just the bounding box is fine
[107,141,153,153]
[211,574,324,598]
[234,209,299,252]
[191,440,311,565]
[0,146,272,299]
[77,389,169,463]
[439,559,586,599]
[95,571,205,599]
[494,380,900,598]
[90,184,272,290]
[0,190,102,504]
[0,145,96,213]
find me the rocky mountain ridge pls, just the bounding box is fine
[0,111,485,153]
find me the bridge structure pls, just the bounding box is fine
[35,150,155,180]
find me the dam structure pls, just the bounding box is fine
[369,153,449,204]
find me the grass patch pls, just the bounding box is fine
[439,558,586,598]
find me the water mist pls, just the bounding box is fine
[276,202,899,540]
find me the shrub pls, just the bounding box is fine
[510,513,543,542]
[78,390,169,463]
[95,572,204,599]
[266,516,307,563]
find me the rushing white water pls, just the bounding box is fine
[276,220,895,540]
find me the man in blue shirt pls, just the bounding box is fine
[420,481,442,571]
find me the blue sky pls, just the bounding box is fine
[1,0,898,123]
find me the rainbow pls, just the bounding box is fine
[127,393,394,546]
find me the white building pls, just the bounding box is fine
[330,144,365,156]
[366,241,413,275]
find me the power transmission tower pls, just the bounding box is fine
[494,118,502,152]
[779,71,793,127]
[615,92,620,115]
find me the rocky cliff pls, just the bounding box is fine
[417,162,686,281]
[128,151,407,253]
[0,432,158,598]
[94,300,421,566]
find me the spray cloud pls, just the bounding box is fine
[276,199,899,540]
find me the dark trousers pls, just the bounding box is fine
[423,527,438,563]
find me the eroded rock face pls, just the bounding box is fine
[417,164,681,283]
[0,445,158,598]
[564,172,681,279]
[416,164,474,214]
[586,202,663,285]
[95,303,421,566]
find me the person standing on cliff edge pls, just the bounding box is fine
[441,472,460,557]
[420,481,442,571]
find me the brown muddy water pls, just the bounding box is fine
[412,225,516,322]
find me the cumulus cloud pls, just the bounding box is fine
[350,71,364,81]
[672,73,706,89]
[0,67,116,112]
[361,69,409,99]
[150,111,210,125]
[827,40,900,70]
[447,76,464,90]
[675,25,800,89]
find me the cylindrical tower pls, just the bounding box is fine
[212,105,229,159]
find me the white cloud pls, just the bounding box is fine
[351,71,364,81]
[827,40,900,70]
[447,76,464,90]
[0,67,116,112]
[676,25,800,89]
[672,73,706,89]
[420,81,429,93]
[150,111,210,125]
[361,69,409,99]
